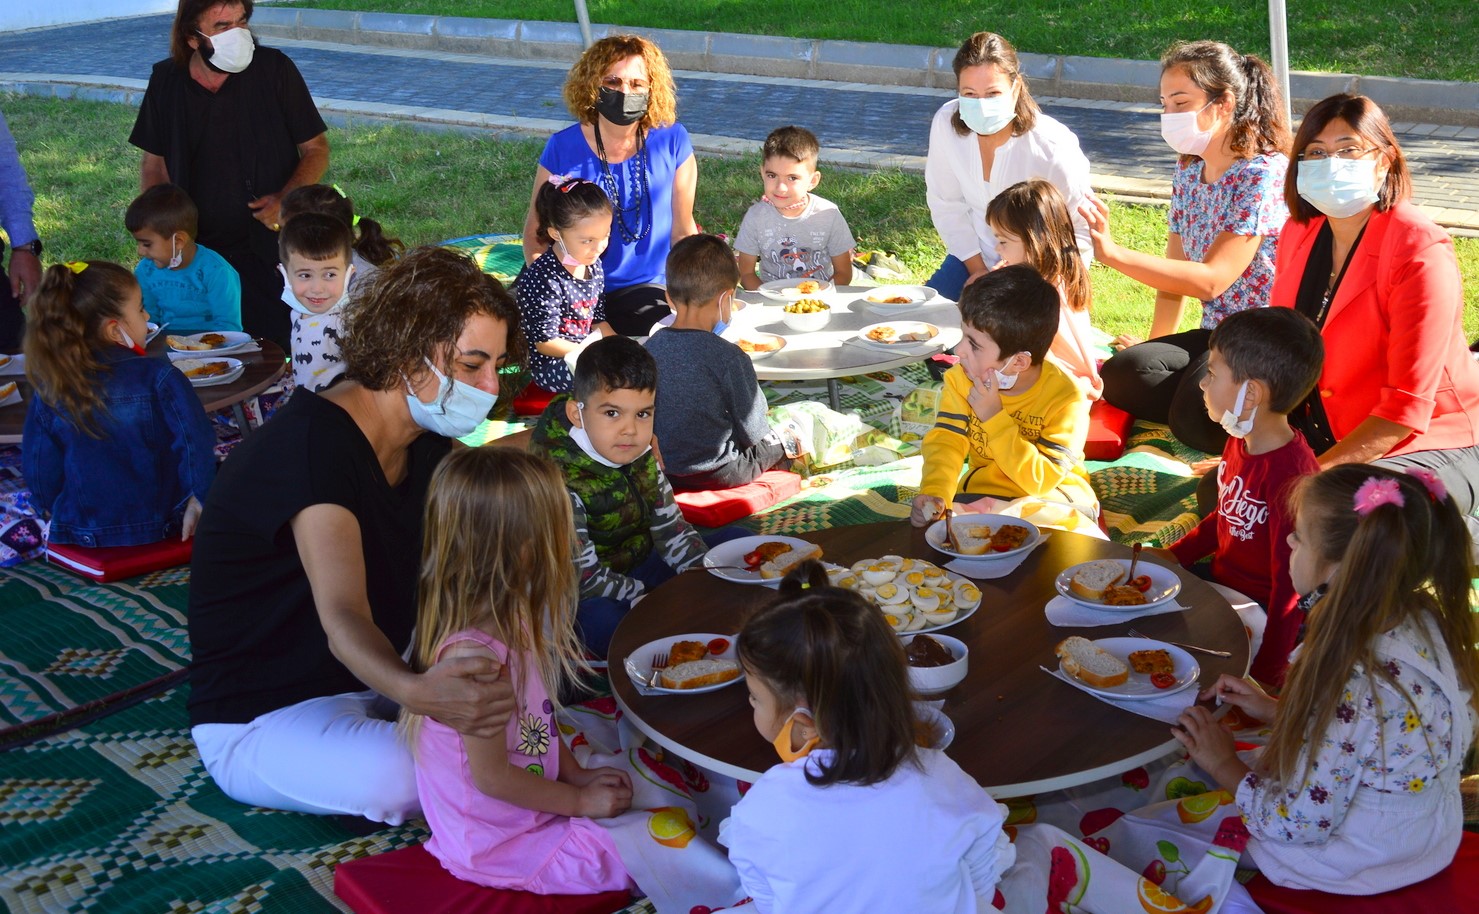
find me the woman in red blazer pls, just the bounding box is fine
[1270,94,1479,520]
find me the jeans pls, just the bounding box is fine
[925,254,971,301]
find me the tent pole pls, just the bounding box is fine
[574,0,594,49]
[1268,0,1292,123]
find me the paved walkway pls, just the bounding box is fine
[2,14,1477,231]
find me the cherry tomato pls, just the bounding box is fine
[707,637,730,655]
[1150,672,1177,689]
[742,551,763,568]
[1130,575,1153,593]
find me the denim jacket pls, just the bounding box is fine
[23,347,216,547]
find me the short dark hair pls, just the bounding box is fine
[665,234,739,307]
[957,264,1058,363]
[1208,308,1324,412]
[573,335,656,402]
[172,0,253,69]
[278,212,353,265]
[125,184,198,239]
[762,126,820,169]
[1285,94,1411,223]
[533,178,612,246]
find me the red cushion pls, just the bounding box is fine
[512,385,559,417]
[1084,399,1134,461]
[45,538,193,583]
[334,844,632,914]
[673,470,803,527]
[1244,830,1479,914]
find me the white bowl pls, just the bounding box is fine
[904,633,968,695]
[780,306,831,332]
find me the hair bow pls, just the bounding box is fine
[331,183,360,225]
[1405,467,1447,503]
[1353,476,1404,516]
[64,261,88,274]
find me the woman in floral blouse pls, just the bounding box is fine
[1082,40,1290,454]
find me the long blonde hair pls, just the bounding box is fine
[986,180,1091,313]
[1262,465,1478,786]
[399,447,585,744]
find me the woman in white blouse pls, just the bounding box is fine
[924,32,1094,300]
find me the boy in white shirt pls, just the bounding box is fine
[735,126,855,289]
[278,213,354,393]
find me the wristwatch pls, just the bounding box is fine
[14,238,42,257]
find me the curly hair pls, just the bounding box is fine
[562,35,677,129]
[338,246,525,393]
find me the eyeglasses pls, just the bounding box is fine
[601,76,649,92]
[1298,145,1378,162]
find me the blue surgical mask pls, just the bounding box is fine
[957,95,1015,136]
[1218,380,1258,439]
[1297,158,1380,219]
[404,358,496,438]
[713,291,732,336]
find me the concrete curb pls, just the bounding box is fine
[249,8,1479,127]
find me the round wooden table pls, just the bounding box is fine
[608,522,1250,797]
[0,339,287,444]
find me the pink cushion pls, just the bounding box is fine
[1084,399,1134,461]
[673,470,803,527]
[1244,831,1479,914]
[334,844,632,914]
[512,385,559,417]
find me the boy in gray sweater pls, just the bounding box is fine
[644,234,794,491]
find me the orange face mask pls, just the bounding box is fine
[771,708,819,763]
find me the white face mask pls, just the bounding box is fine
[570,402,650,468]
[1218,380,1258,438]
[199,26,254,74]
[1160,102,1215,156]
[1297,158,1380,220]
[278,264,354,316]
[167,234,183,270]
[404,358,495,439]
[957,94,1015,136]
[992,352,1027,390]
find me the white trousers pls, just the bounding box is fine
[191,690,420,824]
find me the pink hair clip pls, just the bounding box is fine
[1405,467,1447,503]
[1353,476,1404,516]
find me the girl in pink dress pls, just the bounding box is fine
[986,179,1104,399]
[400,447,635,894]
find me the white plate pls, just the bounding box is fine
[623,633,743,695]
[827,560,981,637]
[145,322,166,344]
[1054,559,1183,610]
[704,535,817,585]
[915,703,955,749]
[721,329,787,361]
[855,320,940,351]
[862,285,936,314]
[175,358,245,387]
[168,331,254,355]
[925,514,1041,561]
[758,278,833,302]
[1059,637,1200,700]
[0,353,22,376]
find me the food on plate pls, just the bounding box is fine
[1056,636,1130,688]
[865,323,933,344]
[1129,649,1174,675]
[989,524,1030,553]
[1150,672,1178,690]
[0,380,16,400]
[783,298,829,314]
[1068,559,1129,601]
[866,325,898,343]
[1101,584,1149,607]
[742,541,796,569]
[913,716,940,748]
[795,280,822,294]
[758,542,825,579]
[167,334,212,351]
[199,333,227,347]
[829,555,972,632]
[1127,574,1153,592]
[952,522,1032,555]
[659,657,742,690]
[868,292,913,304]
[176,359,232,379]
[0,354,11,369]
[706,637,730,655]
[667,639,711,666]
[905,634,955,668]
[735,336,782,354]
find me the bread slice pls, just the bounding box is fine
[0,380,16,401]
[1069,560,1128,601]
[167,334,210,351]
[952,525,992,556]
[1129,649,1174,675]
[1056,636,1129,688]
[758,542,824,579]
[659,658,741,690]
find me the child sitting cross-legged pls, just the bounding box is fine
[734,125,855,289]
[645,234,797,492]
[279,213,354,393]
[1148,307,1324,686]
[126,183,241,333]
[529,336,708,658]
[911,263,1096,526]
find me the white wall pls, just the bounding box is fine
[0,0,176,33]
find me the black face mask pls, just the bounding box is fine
[596,87,649,127]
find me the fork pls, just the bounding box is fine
[645,651,670,688]
[1127,627,1232,658]
[943,507,960,552]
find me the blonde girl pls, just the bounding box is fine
[22,260,215,546]
[402,446,634,894]
[721,561,1014,912]
[1175,464,1477,893]
[986,179,1102,398]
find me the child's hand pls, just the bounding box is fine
[1172,705,1247,793]
[911,494,945,527]
[576,769,634,818]
[965,369,1003,422]
[1199,674,1276,723]
[181,496,204,541]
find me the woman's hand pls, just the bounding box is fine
[181,496,203,541]
[414,654,516,739]
[1173,705,1249,793]
[1200,674,1277,723]
[1110,333,1143,351]
[575,769,634,818]
[1078,195,1117,263]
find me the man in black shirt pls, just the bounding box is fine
[130,0,328,348]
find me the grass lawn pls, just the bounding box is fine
[276,0,1479,83]
[9,94,1478,341]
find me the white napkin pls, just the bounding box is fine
[943,533,1051,579]
[842,336,941,358]
[1045,595,1191,627]
[1040,666,1198,724]
[0,354,24,376]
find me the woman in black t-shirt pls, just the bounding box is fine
[188,246,526,823]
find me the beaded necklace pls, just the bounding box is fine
[592,125,652,244]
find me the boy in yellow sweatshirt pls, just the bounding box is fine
[911,264,1096,526]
